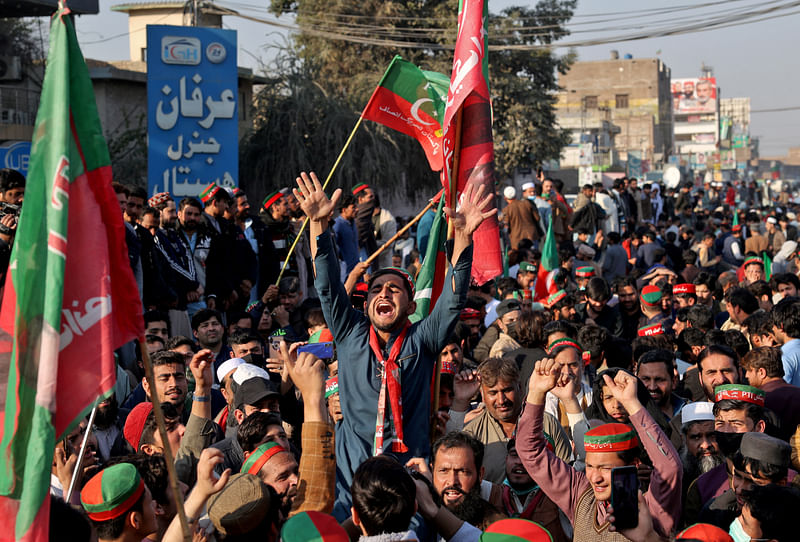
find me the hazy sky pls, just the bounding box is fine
[72,0,800,157]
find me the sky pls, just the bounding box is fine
[70,0,800,157]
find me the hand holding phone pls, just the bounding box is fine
[610,466,639,530]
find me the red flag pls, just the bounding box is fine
[442,0,502,285]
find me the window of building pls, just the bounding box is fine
[615,94,629,109]
[583,95,598,109]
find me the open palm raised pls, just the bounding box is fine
[444,182,497,237]
[293,171,342,221]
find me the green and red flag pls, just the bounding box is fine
[0,6,143,541]
[441,0,502,285]
[361,56,449,171]
[534,216,560,302]
[410,192,447,323]
[763,251,773,282]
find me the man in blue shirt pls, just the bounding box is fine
[293,171,496,520]
[332,194,359,276]
[773,296,800,386]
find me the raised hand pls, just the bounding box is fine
[527,358,560,404]
[194,448,231,499]
[444,182,497,238]
[294,171,341,222]
[452,369,481,411]
[189,349,215,394]
[602,370,642,417]
[550,370,579,402]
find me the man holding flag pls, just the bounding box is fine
[0,5,143,541]
[293,171,495,521]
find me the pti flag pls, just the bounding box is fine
[410,193,447,323]
[534,216,559,302]
[0,7,143,541]
[362,56,449,171]
[441,0,502,285]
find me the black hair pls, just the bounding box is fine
[304,307,326,329]
[702,329,726,347]
[585,277,610,302]
[190,308,222,331]
[682,249,697,266]
[724,329,750,359]
[338,194,357,211]
[772,296,800,338]
[686,305,714,332]
[112,182,129,197]
[145,334,165,347]
[637,349,673,376]
[742,311,774,338]
[150,350,186,368]
[604,336,634,370]
[278,276,301,295]
[632,335,673,365]
[613,276,638,293]
[726,287,759,315]
[542,320,577,341]
[351,456,416,536]
[607,231,621,244]
[105,454,170,507]
[432,431,485,470]
[178,197,203,211]
[496,277,520,298]
[692,271,716,290]
[577,325,608,358]
[0,168,25,192]
[739,484,800,542]
[144,310,169,327]
[237,411,284,453]
[50,495,91,542]
[90,492,145,540]
[228,330,262,348]
[128,185,147,200]
[165,335,195,352]
[769,272,800,293]
[713,400,763,427]
[675,307,690,323]
[741,347,784,379]
[228,311,255,329]
[515,311,550,350]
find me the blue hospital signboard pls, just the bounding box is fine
[146,25,238,200]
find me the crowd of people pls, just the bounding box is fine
[5,161,800,542]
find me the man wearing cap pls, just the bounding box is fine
[574,266,595,290]
[240,441,299,515]
[543,338,592,434]
[81,463,158,542]
[517,261,538,293]
[295,172,496,520]
[502,185,541,250]
[673,283,697,309]
[213,357,245,434]
[698,432,793,531]
[766,216,786,256]
[639,284,671,329]
[679,402,722,492]
[741,258,764,286]
[519,358,682,538]
[546,290,577,322]
[261,188,297,275]
[722,225,744,267]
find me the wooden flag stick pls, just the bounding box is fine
[275,115,367,286]
[446,109,464,240]
[139,338,191,542]
[364,195,438,266]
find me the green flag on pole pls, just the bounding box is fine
[0,6,143,540]
[410,195,447,322]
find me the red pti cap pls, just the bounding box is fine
[123,402,153,451]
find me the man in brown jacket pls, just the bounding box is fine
[502,186,541,249]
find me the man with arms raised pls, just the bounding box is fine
[518,357,682,539]
[294,171,495,520]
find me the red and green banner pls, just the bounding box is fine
[534,216,559,302]
[362,55,449,171]
[441,0,502,285]
[0,6,143,541]
[410,193,447,323]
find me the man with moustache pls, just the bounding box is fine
[614,277,642,342]
[294,172,496,520]
[636,349,685,421]
[92,395,129,463]
[678,402,722,492]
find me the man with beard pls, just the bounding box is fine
[240,441,299,516]
[636,349,685,421]
[142,350,189,417]
[177,197,217,315]
[296,172,494,520]
[427,431,505,530]
[453,356,572,483]
[545,290,577,322]
[683,383,768,526]
[232,187,277,303]
[678,402,721,494]
[261,189,297,279]
[543,339,592,433]
[615,276,642,341]
[742,346,800,441]
[474,298,522,363]
[92,395,128,463]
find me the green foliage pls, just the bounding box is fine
[246,0,575,196]
[106,111,148,187]
[239,50,439,201]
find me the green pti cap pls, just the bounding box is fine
[281,511,349,542]
[479,518,554,542]
[546,338,581,356]
[640,285,662,306]
[262,190,283,210]
[325,377,339,398]
[352,183,369,195]
[714,384,766,406]
[519,262,536,273]
[584,423,639,453]
[575,266,595,278]
[81,463,144,521]
[241,441,287,475]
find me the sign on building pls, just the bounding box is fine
[0,141,31,176]
[147,25,238,200]
[671,77,717,115]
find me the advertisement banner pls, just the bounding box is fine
[147,25,238,200]
[627,151,642,178]
[0,141,31,176]
[578,143,593,166]
[671,77,717,115]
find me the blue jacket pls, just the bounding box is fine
[314,229,472,520]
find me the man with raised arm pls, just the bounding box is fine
[517,359,682,540]
[293,171,496,520]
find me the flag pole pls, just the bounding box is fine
[364,194,439,266]
[139,338,192,542]
[273,59,402,286]
[64,401,99,502]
